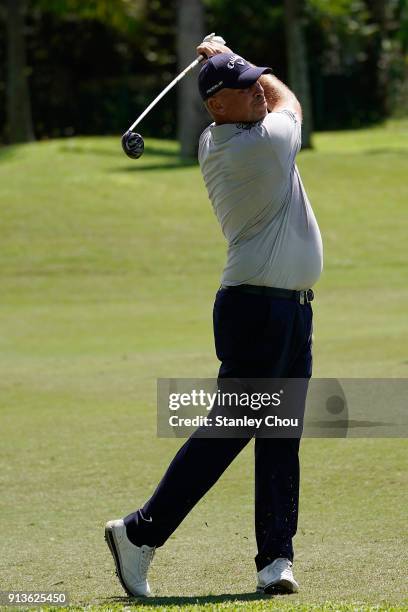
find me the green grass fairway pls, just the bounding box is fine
[0,120,407,611]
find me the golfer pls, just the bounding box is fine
[105,39,323,597]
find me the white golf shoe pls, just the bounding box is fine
[105,518,155,597]
[257,557,299,594]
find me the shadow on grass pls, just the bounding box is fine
[103,592,284,607]
[142,145,180,157]
[0,145,18,161]
[112,159,198,172]
[364,147,408,156]
[60,140,197,169]
[59,143,181,159]
[59,144,120,157]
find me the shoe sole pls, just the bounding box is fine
[104,524,135,598]
[257,579,298,594]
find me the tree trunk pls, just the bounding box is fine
[6,0,34,143]
[284,0,313,149]
[177,0,206,158]
[367,0,390,116]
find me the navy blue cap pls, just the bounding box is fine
[198,52,272,100]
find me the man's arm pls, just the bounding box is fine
[259,74,302,120]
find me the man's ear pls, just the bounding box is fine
[207,96,225,116]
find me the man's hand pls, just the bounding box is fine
[197,39,232,61]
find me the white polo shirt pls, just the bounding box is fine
[198,110,323,290]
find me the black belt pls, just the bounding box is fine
[221,284,314,304]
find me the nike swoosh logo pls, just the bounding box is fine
[140,511,153,523]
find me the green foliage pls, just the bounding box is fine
[307,0,374,72]
[308,0,366,17]
[31,0,145,33]
[204,0,284,67]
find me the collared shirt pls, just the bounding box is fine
[198,110,323,290]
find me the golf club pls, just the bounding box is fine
[121,33,226,159]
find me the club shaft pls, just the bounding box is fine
[128,56,204,132]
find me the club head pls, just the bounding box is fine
[121,131,144,159]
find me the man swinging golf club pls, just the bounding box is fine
[106,37,323,597]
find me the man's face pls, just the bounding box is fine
[208,79,268,123]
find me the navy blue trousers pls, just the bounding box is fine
[125,288,313,571]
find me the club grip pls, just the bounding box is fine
[198,33,227,61]
[202,33,226,45]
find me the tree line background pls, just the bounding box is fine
[1,0,407,155]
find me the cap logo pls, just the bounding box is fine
[206,80,224,95]
[227,55,246,69]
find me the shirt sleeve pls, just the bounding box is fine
[198,124,213,165]
[261,110,302,169]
